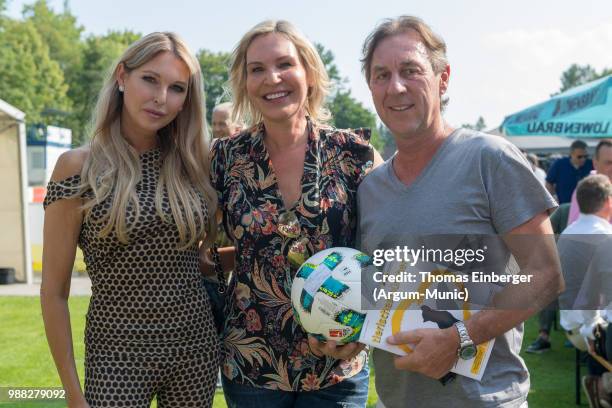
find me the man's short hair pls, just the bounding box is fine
[595,140,612,160]
[360,15,449,110]
[576,174,612,214]
[570,140,588,151]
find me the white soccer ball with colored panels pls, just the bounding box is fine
[291,247,371,344]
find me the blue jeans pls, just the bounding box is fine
[221,366,369,408]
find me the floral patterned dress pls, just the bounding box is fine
[211,119,374,392]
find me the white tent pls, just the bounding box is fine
[0,98,32,283]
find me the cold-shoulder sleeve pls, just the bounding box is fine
[43,174,83,210]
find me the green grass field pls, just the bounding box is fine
[0,297,581,407]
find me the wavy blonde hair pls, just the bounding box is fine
[229,20,331,126]
[80,32,217,250]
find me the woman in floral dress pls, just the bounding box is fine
[210,20,382,407]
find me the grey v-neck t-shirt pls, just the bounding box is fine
[358,129,557,407]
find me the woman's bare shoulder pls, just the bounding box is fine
[50,146,90,182]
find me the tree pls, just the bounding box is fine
[0,0,7,29]
[21,1,87,139]
[315,43,384,151]
[462,116,486,131]
[17,2,142,145]
[0,19,71,123]
[328,89,382,149]
[197,49,231,122]
[314,43,343,91]
[23,0,83,74]
[70,30,140,145]
[559,64,598,93]
[557,64,612,94]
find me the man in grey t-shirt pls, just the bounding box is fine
[356,16,561,408]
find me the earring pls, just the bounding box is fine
[119,85,125,92]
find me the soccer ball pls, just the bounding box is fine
[291,247,371,344]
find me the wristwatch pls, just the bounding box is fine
[454,321,477,360]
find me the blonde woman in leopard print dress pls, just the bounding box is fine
[41,32,219,408]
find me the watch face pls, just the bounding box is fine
[460,345,477,360]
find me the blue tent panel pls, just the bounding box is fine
[501,75,612,137]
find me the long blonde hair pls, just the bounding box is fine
[81,32,217,250]
[229,20,331,126]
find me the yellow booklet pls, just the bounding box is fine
[359,262,496,381]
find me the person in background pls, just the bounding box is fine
[525,151,567,353]
[527,141,612,353]
[210,102,242,249]
[568,140,612,224]
[527,153,547,186]
[546,139,593,204]
[211,102,243,139]
[557,174,612,408]
[525,196,570,354]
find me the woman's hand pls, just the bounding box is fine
[67,396,91,408]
